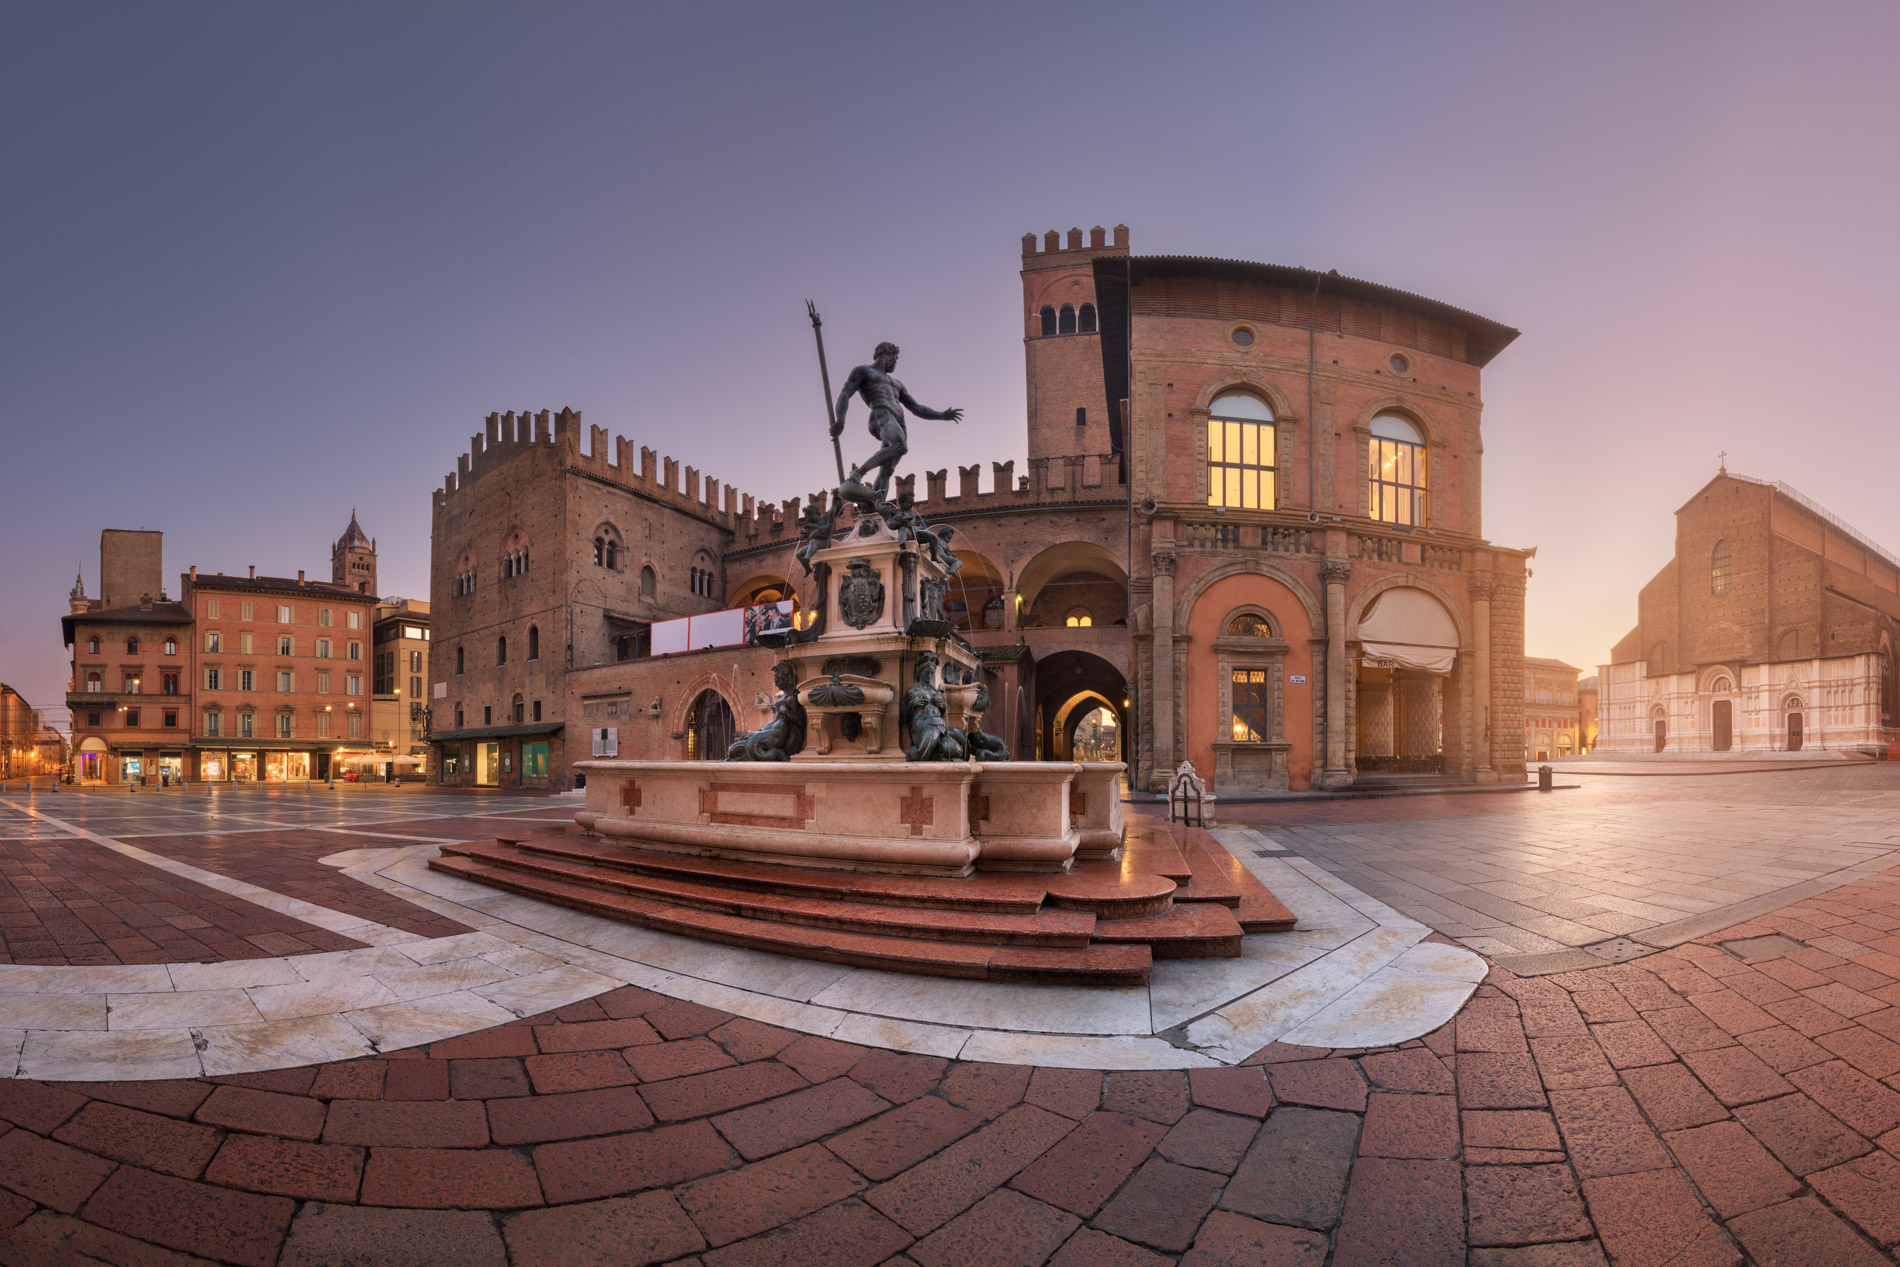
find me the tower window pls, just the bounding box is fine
[1039,306,1057,336]
[1058,304,1077,335]
[1711,540,1732,596]
[1367,414,1427,526]
[1078,303,1097,334]
[1075,407,1087,428]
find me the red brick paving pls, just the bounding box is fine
[0,837,370,965]
[7,868,1900,1262]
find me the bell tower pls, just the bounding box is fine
[332,510,378,595]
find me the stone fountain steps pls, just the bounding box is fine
[438,840,1098,947]
[427,851,1153,985]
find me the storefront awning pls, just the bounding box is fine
[1357,588,1459,674]
[427,723,565,743]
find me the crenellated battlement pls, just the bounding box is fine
[432,407,772,532]
[1020,223,1129,265]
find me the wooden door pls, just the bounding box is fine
[1788,713,1802,752]
[1654,719,1667,752]
[1713,700,1733,751]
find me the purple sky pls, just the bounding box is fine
[6,2,1899,728]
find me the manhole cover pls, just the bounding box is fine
[1719,933,1805,961]
[1583,938,1653,963]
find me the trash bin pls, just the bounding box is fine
[1538,764,1553,792]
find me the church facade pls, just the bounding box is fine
[426,227,1535,792]
[1598,472,1900,756]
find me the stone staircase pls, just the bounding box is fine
[429,817,1295,986]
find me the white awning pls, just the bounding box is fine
[1358,587,1459,674]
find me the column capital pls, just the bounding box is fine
[1151,550,1177,578]
[1470,572,1498,601]
[1319,560,1352,587]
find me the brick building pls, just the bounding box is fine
[370,597,431,780]
[1523,657,1582,760]
[1578,674,1599,752]
[427,226,1535,791]
[1599,472,1900,755]
[62,524,383,784]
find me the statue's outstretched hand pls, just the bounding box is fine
[944,407,964,424]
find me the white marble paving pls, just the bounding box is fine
[0,823,1483,1079]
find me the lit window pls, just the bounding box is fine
[1065,609,1092,628]
[1367,414,1427,526]
[1711,541,1731,596]
[1206,392,1276,510]
[1226,614,1271,638]
[1231,669,1270,742]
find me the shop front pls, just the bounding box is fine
[427,722,563,790]
[76,737,108,784]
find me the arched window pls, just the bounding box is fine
[126,637,139,654]
[86,671,102,692]
[455,646,465,675]
[1206,392,1276,510]
[527,626,539,660]
[496,636,507,665]
[1367,414,1427,526]
[1226,613,1272,638]
[512,693,525,725]
[605,541,618,570]
[1711,541,1732,595]
[164,638,176,656]
[593,537,605,567]
[594,526,623,570]
[1065,609,1092,628]
[1039,306,1057,336]
[1078,303,1097,334]
[686,690,735,760]
[640,566,657,602]
[87,636,100,654]
[1709,676,1732,694]
[1058,304,1077,335]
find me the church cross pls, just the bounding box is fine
[621,782,642,813]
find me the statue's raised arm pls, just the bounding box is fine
[830,341,963,502]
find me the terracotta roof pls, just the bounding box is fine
[187,573,364,598]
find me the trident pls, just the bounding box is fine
[806,301,846,484]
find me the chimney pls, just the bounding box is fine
[190,565,197,581]
[297,570,305,585]
[249,565,256,579]
[139,593,153,611]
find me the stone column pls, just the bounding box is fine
[1002,586,1021,631]
[1150,548,1177,789]
[1320,559,1351,787]
[1471,573,1496,782]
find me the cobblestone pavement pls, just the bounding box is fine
[1225,765,1900,972]
[0,863,1897,1264]
[3,775,1900,1263]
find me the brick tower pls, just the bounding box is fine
[332,510,378,595]
[1020,224,1128,466]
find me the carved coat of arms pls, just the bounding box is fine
[839,558,886,630]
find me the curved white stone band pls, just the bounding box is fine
[0,824,1484,1080]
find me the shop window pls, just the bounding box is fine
[1711,540,1732,596]
[1367,414,1427,526]
[522,742,549,778]
[1207,392,1277,510]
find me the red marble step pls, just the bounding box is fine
[1085,902,1245,958]
[1171,839,1244,907]
[445,840,1097,947]
[495,834,1052,914]
[1042,872,1176,919]
[1235,891,1298,932]
[426,854,1151,984]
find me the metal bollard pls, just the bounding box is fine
[1538,764,1553,792]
